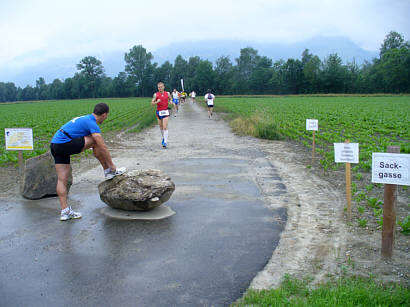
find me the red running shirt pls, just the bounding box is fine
[155,91,169,111]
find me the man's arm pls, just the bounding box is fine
[91,133,116,170]
[167,92,174,105]
[151,93,159,106]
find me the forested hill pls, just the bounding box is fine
[153,36,377,66]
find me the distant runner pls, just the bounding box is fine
[180,91,187,104]
[50,103,125,221]
[152,82,173,148]
[204,89,215,119]
[172,88,180,117]
[190,91,196,103]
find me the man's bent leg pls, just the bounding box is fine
[82,135,110,170]
[55,164,71,210]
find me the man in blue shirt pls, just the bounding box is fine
[50,103,125,221]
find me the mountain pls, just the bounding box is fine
[0,36,378,87]
[153,36,378,65]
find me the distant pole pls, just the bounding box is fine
[381,146,400,259]
[345,140,352,220]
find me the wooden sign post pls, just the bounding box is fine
[334,140,359,220]
[5,128,34,191]
[306,119,318,165]
[372,146,409,259]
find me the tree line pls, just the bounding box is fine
[0,31,409,102]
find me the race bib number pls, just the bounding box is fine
[158,110,169,116]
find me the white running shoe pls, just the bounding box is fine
[105,167,126,180]
[60,207,82,221]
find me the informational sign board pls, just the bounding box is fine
[5,128,33,151]
[306,119,318,131]
[334,143,359,163]
[372,153,410,186]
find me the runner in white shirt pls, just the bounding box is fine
[172,89,180,117]
[204,89,215,119]
[190,91,196,103]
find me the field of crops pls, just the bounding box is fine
[0,98,156,165]
[216,96,410,171]
[215,96,410,230]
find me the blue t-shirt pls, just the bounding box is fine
[51,114,101,144]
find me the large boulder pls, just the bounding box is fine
[98,169,175,211]
[22,151,73,199]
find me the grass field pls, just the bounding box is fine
[0,98,156,165]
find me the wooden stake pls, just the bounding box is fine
[18,151,24,192]
[381,145,400,259]
[345,140,352,220]
[312,131,315,164]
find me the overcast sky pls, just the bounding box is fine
[1,0,409,71]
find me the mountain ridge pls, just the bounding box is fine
[0,36,379,87]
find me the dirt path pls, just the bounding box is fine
[1,99,408,293]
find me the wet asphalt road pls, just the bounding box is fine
[0,103,287,307]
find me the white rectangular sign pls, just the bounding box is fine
[372,153,410,186]
[334,143,359,163]
[306,119,318,131]
[5,128,33,151]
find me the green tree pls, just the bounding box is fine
[321,53,346,93]
[171,55,188,91]
[125,45,156,96]
[234,47,260,93]
[379,47,410,92]
[380,31,409,57]
[36,77,48,100]
[214,56,234,94]
[0,82,18,102]
[249,56,273,94]
[192,60,214,94]
[49,79,65,99]
[154,61,173,86]
[76,56,105,98]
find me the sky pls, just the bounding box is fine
[0,0,409,73]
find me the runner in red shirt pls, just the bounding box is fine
[151,82,173,148]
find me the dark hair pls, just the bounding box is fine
[207,89,211,93]
[93,103,109,115]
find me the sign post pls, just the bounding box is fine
[5,128,34,187]
[372,147,409,259]
[306,119,318,164]
[334,140,359,220]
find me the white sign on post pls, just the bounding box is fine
[5,128,33,151]
[334,143,359,163]
[372,153,410,186]
[306,119,318,131]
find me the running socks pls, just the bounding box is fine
[164,130,168,143]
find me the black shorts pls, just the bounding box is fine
[50,137,85,164]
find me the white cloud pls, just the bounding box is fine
[0,0,409,69]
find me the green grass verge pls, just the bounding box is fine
[0,98,157,166]
[233,275,409,306]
